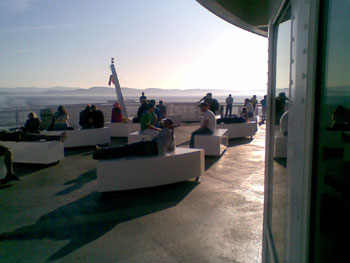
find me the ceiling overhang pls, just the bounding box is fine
[196,0,274,37]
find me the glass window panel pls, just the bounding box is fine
[269,7,291,262]
[311,0,350,262]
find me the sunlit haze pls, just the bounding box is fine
[0,0,268,94]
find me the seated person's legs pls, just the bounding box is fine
[190,128,213,148]
[93,141,158,160]
[0,145,19,184]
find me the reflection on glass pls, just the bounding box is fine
[270,8,291,262]
[312,0,350,262]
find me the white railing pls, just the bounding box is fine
[0,102,257,129]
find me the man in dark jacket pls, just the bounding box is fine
[90,105,104,128]
[79,104,92,129]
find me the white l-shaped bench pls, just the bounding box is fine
[105,122,140,137]
[194,129,228,156]
[0,141,64,164]
[97,147,204,192]
[217,121,257,139]
[44,127,111,148]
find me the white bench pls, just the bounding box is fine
[167,114,182,126]
[127,131,152,143]
[44,127,111,148]
[105,122,140,137]
[0,141,64,164]
[274,136,287,158]
[194,129,228,156]
[217,121,257,139]
[97,147,205,192]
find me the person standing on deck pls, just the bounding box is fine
[139,92,147,103]
[157,100,167,119]
[225,94,234,117]
[190,102,216,148]
[260,95,267,123]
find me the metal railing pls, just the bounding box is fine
[0,102,259,129]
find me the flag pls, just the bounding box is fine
[108,75,115,86]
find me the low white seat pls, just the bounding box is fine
[167,114,182,126]
[0,141,64,164]
[96,147,205,192]
[127,131,152,143]
[44,127,111,148]
[274,135,287,158]
[105,122,140,137]
[217,121,257,139]
[194,129,228,156]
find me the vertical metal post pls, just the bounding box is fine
[15,108,19,126]
[110,58,128,118]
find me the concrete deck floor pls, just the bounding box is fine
[0,124,265,263]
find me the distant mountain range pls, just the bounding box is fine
[0,86,252,96]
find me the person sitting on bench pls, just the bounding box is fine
[190,102,216,148]
[89,105,105,128]
[140,103,160,136]
[79,104,92,129]
[0,145,19,184]
[0,129,66,142]
[50,105,70,130]
[111,102,123,123]
[217,107,248,124]
[24,112,42,134]
[93,118,175,160]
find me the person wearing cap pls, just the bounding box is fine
[111,102,123,123]
[93,118,175,159]
[140,104,160,136]
[190,102,216,148]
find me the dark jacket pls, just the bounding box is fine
[90,110,104,128]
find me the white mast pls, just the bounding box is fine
[110,58,128,118]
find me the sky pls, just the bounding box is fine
[0,0,268,94]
